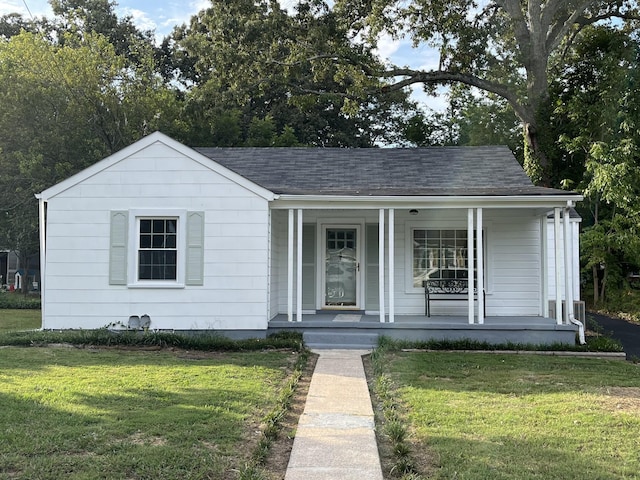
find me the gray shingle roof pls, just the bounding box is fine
[194,145,570,196]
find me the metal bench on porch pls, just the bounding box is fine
[422,279,485,317]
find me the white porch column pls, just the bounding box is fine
[554,207,563,325]
[388,208,395,323]
[296,209,303,322]
[541,215,549,317]
[467,208,475,324]
[379,208,386,323]
[563,207,575,324]
[287,209,294,322]
[476,207,484,324]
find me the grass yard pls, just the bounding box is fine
[0,309,41,331]
[0,347,298,479]
[379,351,640,479]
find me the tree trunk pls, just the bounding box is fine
[592,264,599,304]
[600,266,608,301]
[20,255,30,295]
[521,96,552,187]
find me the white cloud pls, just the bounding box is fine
[373,32,401,63]
[410,84,449,113]
[0,0,52,18]
[118,7,157,32]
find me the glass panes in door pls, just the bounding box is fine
[325,228,357,306]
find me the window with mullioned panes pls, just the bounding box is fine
[138,218,178,281]
[412,229,478,288]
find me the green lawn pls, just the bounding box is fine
[0,309,41,331]
[0,347,296,479]
[380,351,640,479]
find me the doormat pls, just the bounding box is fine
[333,314,362,322]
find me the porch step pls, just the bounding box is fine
[303,331,379,350]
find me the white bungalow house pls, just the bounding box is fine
[36,132,584,347]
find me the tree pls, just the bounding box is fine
[0,13,47,39]
[551,26,640,301]
[401,87,523,156]
[168,0,415,147]
[50,0,158,63]
[332,0,640,184]
[0,31,181,285]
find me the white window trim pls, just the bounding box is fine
[128,209,187,289]
[405,220,489,294]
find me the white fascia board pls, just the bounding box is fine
[270,194,583,210]
[36,131,274,201]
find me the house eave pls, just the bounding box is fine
[270,194,583,210]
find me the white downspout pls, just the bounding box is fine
[564,205,586,344]
[37,196,46,330]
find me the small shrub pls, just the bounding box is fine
[0,292,41,309]
[376,335,621,353]
[0,329,304,351]
[585,335,624,352]
[385,421,407,444]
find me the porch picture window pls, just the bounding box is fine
[412,229,476,287]
[138,218,177,280]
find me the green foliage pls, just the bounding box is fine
[553,26,640,300]
[0,29,181,262]
[335,0,639,182]
[371,345,424,479]
[247,348,309,475]
[377,335,623,353]
[0,293,41,310]
[589,288,640,324]
[0,329,304,351]
[170,0,414,147]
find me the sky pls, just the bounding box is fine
[2,0,447,111]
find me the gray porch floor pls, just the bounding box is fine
[268,312,579,348]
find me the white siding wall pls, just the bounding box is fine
[271,208,545,317]
[486,211,542,316]
[547,218,581,301]
[44,143,270,331]
[269,210,287,319]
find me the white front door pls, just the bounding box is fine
[322,226,360,308]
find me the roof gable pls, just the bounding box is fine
[37,132,274,201]
[194,146,568,196]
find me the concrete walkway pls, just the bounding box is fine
[285,350,384,480]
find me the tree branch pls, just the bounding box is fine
[495,0,532,61]
[381,67,530,121]
[545,0,594,53]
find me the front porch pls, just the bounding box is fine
[268,312,579,349]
